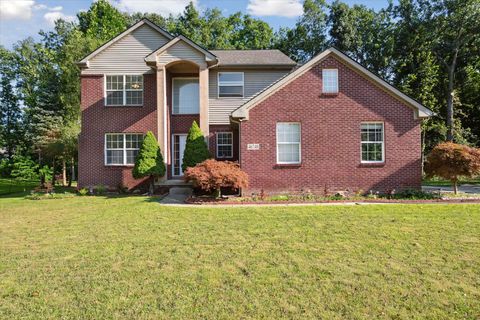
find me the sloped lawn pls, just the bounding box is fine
[1,196,479,319]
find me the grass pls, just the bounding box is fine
[0,178,38,195]
[1,196,479,319]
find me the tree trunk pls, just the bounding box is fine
[69,156,75,187]
[446,49,458,142]
[452,178,458,195]
[149,175,154,195]
[51,157,56,186]
[446,66,455,141]
[62,158,67,186]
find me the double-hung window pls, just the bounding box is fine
[172,78,199,114]
[216,132,233,158]
[276,123,301,164]
[322,69,338,93]
[361,123,384,163]
[105,133,143,165]
[106,75,143,106]
[218,72,244,98]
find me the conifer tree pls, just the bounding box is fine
[133,131,165,194]
[182,121,211,171]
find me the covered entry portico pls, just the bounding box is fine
[144,35,217,181]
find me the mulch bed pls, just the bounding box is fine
[185,197,480,205]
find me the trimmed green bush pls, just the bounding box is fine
[132,131,166,194]
[182,121,211,171]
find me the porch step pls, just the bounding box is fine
[169,186,193,196]
[155,179,192,187]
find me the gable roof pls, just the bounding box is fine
[210,50,296,67]
[145,35,217,64]
[77,19,174,67]
[232,47,433,120]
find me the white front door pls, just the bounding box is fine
[172,134,187,177]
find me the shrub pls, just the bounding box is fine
[78,188,89,196]
[10,156,39,181]
[392,188,438,200]
[425,142,480,194]
[95,185,107,195]
[182,121,211,172]
[132,131,166,194]
[184,159,248,197]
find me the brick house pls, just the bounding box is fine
[77,19,432,194]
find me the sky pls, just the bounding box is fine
[0,0,393,49]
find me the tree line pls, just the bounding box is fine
[0,0,478,183]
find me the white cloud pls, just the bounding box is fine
[50,6,63,12]
[0,0,35,20]
[44,11,75,26]
[33,3,47,10]
[113,0,197,16]
[247,0,303,18]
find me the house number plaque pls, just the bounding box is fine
[247,144,260,150]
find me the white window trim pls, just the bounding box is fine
[104,133,143,166]
[276,122,301,165]
[218,72,244,98]
[172,77,200,115]
[104,74,144,107]
[216,132,233,158]
[360,122,385,164]
[322,69,339,94]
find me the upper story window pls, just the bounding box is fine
[173,78,199,114]
[276,122,301,164]
[105,133,143,165]
[361,123,384,163]
[105,75,143,106]
[216,132,233,158]
[322,69,338,93]
[218,72,244,98]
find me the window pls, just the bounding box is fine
[216,132,233,158]
[106,75,143,106]
[361,123,384,163]
[173,78,199,114]
[218,72,244,98]
[105,133,143,165]
[322,69,338,93]
[276,123,301,164]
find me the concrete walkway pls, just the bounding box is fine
[158,187,192,205]
[423,185,480,194]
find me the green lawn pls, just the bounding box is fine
[0,178,38,195]
[1,196,479,319]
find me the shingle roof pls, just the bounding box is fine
[210,49,296,66]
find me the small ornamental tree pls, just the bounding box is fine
[425,142,480,194]
[184,159,248,197]
[132,131,166,194]
[182,121,211,172]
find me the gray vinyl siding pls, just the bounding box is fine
[157,41,206,66]
[82,24,169,75]
[209,69,289,124]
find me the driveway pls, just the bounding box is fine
[423,184,480,194]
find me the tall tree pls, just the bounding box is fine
[428,0,480,141]
[275,0,329,62]
[0,47,23,160]
[78,0,127,41]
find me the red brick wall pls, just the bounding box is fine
[240,55,423,195]
[78,73,157,189]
